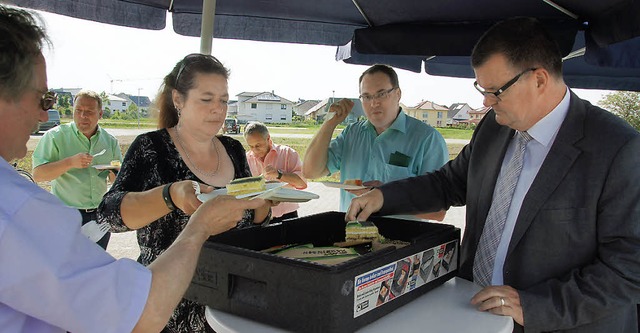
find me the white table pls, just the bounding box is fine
[205,277,513,333]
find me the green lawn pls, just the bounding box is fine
[17,121,470,186]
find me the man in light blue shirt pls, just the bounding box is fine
[0,6,265,332]
[303,64,448,213]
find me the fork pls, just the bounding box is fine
[92,149,106,157]
[97,222,110,234]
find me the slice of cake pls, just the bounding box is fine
[226,175,266,196]
[110,160,121,167]
[345,220,379,242]
[344,179,363,186]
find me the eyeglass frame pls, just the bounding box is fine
[174,53,224,87]
[473,68,537,101]
[359,87,398,103]
[39,91,57,111]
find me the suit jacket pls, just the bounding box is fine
[379,91,640,332]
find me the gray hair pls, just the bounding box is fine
[0,5,50,102]
[244,121,270,139]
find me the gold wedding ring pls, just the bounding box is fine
[500,297,505,307]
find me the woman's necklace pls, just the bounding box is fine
[175,125,221,177]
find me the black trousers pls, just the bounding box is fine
[271,210,299,223]
[79,209,110,250]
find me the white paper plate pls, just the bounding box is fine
[320,181,367,190]
[93,164,120,170]
[198,183,318,203]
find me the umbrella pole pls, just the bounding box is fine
[200,0,216,55]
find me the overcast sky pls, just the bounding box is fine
[35,9,611,109]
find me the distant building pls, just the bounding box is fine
[236,91,294,124]
[104,94,129,113]
[51,88,82,106]
[448,103,473,126]
[227,100,238,118]
[293,99,321,117]
[117,93,152,116]
[304,97,364,123]
[461,106,491,126]
[404,100,449,127]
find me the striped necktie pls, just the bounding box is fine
[473,131,533,287]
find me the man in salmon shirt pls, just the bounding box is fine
[244,121,307,222]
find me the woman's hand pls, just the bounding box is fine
[171,180,214,215]
[190,195,266,236]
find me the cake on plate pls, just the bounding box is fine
[226,175,266,196]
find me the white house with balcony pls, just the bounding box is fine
[236,91,294,124]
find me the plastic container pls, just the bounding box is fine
[185,211,460,332]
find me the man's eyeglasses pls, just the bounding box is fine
[175,53,224,86]
[359,87,398,103]
[474,68,537,102]
[40,91,57,111]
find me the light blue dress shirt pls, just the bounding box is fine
[492,87,571,285]
[327,110,448,211]
[0,160,150,332]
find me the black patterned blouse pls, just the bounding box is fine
[98,128,255,333]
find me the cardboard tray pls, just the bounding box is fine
[185,211,460,332]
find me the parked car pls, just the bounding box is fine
[223,118,239,134]
[33,109,61,134]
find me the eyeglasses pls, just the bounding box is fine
[175,53,224,87]
[40,91,57,111]
[359,87,398,103]
[474,68,537,102]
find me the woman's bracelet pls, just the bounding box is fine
[162,182,177,211]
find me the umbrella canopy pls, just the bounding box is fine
[14,0,640,91]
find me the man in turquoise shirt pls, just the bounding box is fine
[303,64,448,214]
[33,90,121,249]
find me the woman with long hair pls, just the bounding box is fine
[98,54,271,332]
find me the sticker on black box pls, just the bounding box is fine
[353,239,458,318]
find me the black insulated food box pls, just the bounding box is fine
[185,211,460,333]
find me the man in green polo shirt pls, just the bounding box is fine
[33,90,121,249]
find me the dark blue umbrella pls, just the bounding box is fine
[14,0,640,91]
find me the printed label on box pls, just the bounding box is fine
[353,239,458,318]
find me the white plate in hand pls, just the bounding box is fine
[198,183,319,203]
[268,188,319,203]
[197,182,285,202]
[93,164,120,170]
[320,181,367,190]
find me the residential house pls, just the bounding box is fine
[304,97,364,123]
[462,106,491,126]
[236,91,294,124]
[293,99,321,118]
[404,100,449,127]
[117,93,152,117]
[448,103,473,126]
[51,88,81,101]
[227,100,238,118]
[104,94,129,113]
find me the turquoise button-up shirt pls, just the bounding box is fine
[327,111,448,211]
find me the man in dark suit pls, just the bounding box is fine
[346,17,640,332]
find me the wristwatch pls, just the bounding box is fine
[276,169,283,180]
